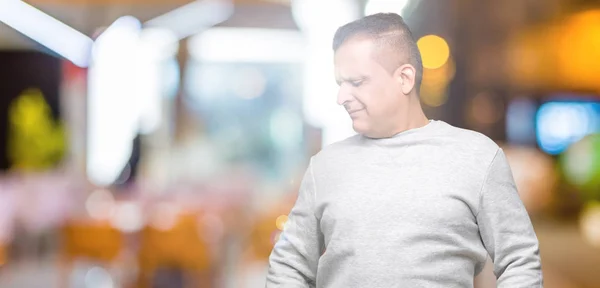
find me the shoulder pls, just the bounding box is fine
[308,133,365,173]
[319,134,363,155]
[428,121,501,175]
[437,121,499,155]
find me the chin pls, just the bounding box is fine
[352,119,372,135]
[353,121,386,138]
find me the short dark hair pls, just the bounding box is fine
[332,13,423,90]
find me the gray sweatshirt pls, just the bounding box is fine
[266,120,543,287]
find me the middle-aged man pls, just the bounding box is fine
[266,13,543,288]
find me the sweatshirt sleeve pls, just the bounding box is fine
[266,158,322,288]
[476,148,543,287]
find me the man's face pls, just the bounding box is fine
[334,37,407,138]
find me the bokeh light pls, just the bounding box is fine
[561,134,600,200]
[507,9,600,93]
[558,10,600,91]
[580,202,600,248]
[110,201,143,233]
[417,35,450,70]
[469,91,503,126]
[85,189,116,220]
[84,266,115,288]
[150,202,180,231]
[364,0,411,17]
[536,102,600,155]
[420,57,455,107]
[275,215,288,231]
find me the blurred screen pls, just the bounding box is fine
[536,97,600,155]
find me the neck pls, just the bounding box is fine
[406,95,430,129]
[387,94,429,136]
[363,94,430,139]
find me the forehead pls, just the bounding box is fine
[334,37,385,79]
[334,37,375,66]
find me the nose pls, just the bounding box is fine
[336,85,353,107]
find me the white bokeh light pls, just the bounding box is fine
[110,202,143,233]
[87,16,142,186]
[0,0,93,67]
[365,0,411,17]
[292,0,361,146]
[88,18,180,186]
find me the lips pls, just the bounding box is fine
[348,109,364,119]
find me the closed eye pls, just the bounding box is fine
[350,80,363,87]
[335,76,368,87]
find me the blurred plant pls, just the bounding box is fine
[560,134,600,201]
[7,88,66,171]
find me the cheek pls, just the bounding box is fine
[361,87,396,115]
[382,86,404,109]
[355,86,380,105]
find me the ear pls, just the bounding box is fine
[393,64,417,95]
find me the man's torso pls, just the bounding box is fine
[310,121,498,287]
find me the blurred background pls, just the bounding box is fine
[0,0,600,287]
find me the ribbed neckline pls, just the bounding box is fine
[362,119,440,144]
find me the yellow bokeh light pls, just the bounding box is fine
[417,35,450,70]
[420,57,455,107]
[507,9,600,92]
[276,215,288,231]
[420,83,448,107]
[558,9,600,91]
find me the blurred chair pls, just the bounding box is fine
[60,220,124,287]
[233,199,294,288]
[247,211,281,262]
[136,212,212,288]
[245,194,296,262]
[0,242,6,268]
